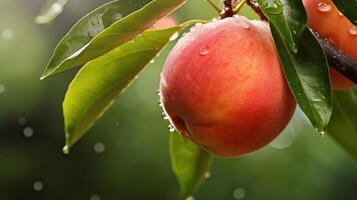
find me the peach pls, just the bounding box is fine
[302,0,356,90]
[150,16,177,30]
[160,16,296,157]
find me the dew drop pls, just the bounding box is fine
[23,127,34,138]
[94,142,106,153]
[169,32,179,41]
[33,181,44,191]
[317,2,331,12]
[233,187,246,199]
[2,29,13,40]
[0,84,6,94]
[168,124,175,133]
[349,26,357,36]
[199,46,210,56]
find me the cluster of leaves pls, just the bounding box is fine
[39,0,357,198]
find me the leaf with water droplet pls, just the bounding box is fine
[41,0,187,79]
[256,0,307,53]
[170,133,213,198]
[328,89,357,161]
[35,0,67,25]
[333,0,357,25]
[62,21,199,152]
[271,25,332,132]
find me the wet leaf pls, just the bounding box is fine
[41,0,186,79]
[170,133,213,198]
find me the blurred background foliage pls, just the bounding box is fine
[0,0,356,199]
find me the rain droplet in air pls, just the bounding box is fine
[33,181,44,191]
[0,84,6,94]
[349,26,357,36]
[94,142,106,153]
[204,172,211,178]
[18,116,27,125]
[2,29,13,40]
[89,194,101,200]
[23,127,34,138]
[317,2,331,12]
[199,46,210,56]
[233,187,246,199]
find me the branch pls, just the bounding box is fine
[220,0,234,19]
[246,0,357,84]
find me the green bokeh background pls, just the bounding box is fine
[0,0,356,199]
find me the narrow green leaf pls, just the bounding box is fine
[170,133,213,198]
[256,0,307,52]
[333,0,357,25]
[35,0,68,24]
[62,22,197,152]
[328,89,357,161]
[42,0,186,79]
[271,25,332,132]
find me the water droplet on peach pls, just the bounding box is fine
[199,46,210,56]
[317,2,331,12]
[349,26,357,36]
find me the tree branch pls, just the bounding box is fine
[220,0,234,19]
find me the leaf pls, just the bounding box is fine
[328,89,357,161]
[333,0,357,25]
[271,25,332,132]
[256,0,307,53]
[35,0,68,24]
[170,133,213,198]
[41,0,187,79]
[62,21,197,152]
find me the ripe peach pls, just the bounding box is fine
[150,16,177,30]
[160,16,296,157]
[302,0,356,90]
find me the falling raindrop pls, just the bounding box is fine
[89,194,101,200]
[0,84,6,94]
[233,187,246,199]
[169,32,179,41]
[204,172,211,178]
[168,124,175,133]
[2,29,13,40]
[349,26,357,36]
[94,142,106,153]
[199,46,210,56]
[23,127,34,138]
[33,181,44,191]
[317,2,331,12]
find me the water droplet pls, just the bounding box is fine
[169,32,179,41]
[241,22,250,30]
[94,142,106,153]
[51,3,63,13]
[204,172,211,178]
[265,0,283,15]
[320,131,327,137]
[233,187,245,199]
[150,59,155,64]
[0,84,6,94]
[168,124,175,133]
[23,127,34,138]
[2,29,13,40]
[317,2,331,12]
[349,26,357,36]
[186,196,195,200]
[63,145,70,154]
[162,112,169,120]
[338,12,344,17]
[89,194,101,200]
[199,46,210,56]
[18,116,27,125]
[33,181,44,191]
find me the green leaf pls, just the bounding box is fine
[41,0,186,79]
[328,89,357,161]
[271,25,332,132]
[256,0,307,52]
[333,0,357,25]
[62,21,197,152]
[35,0,68,24]
[170,133,213,198]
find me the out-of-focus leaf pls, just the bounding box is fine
[256,0,307,53]
[35,0,68,24]
[328,89,357,161]
[62,21,197,152]
[333,0,357,25]
[170,133,213,198]
[271,25,332,132]
[41,0,186,79]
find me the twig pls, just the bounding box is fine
[220,0,234,18]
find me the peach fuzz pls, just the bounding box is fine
[302,0,356,90]
[160,16,296,157]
